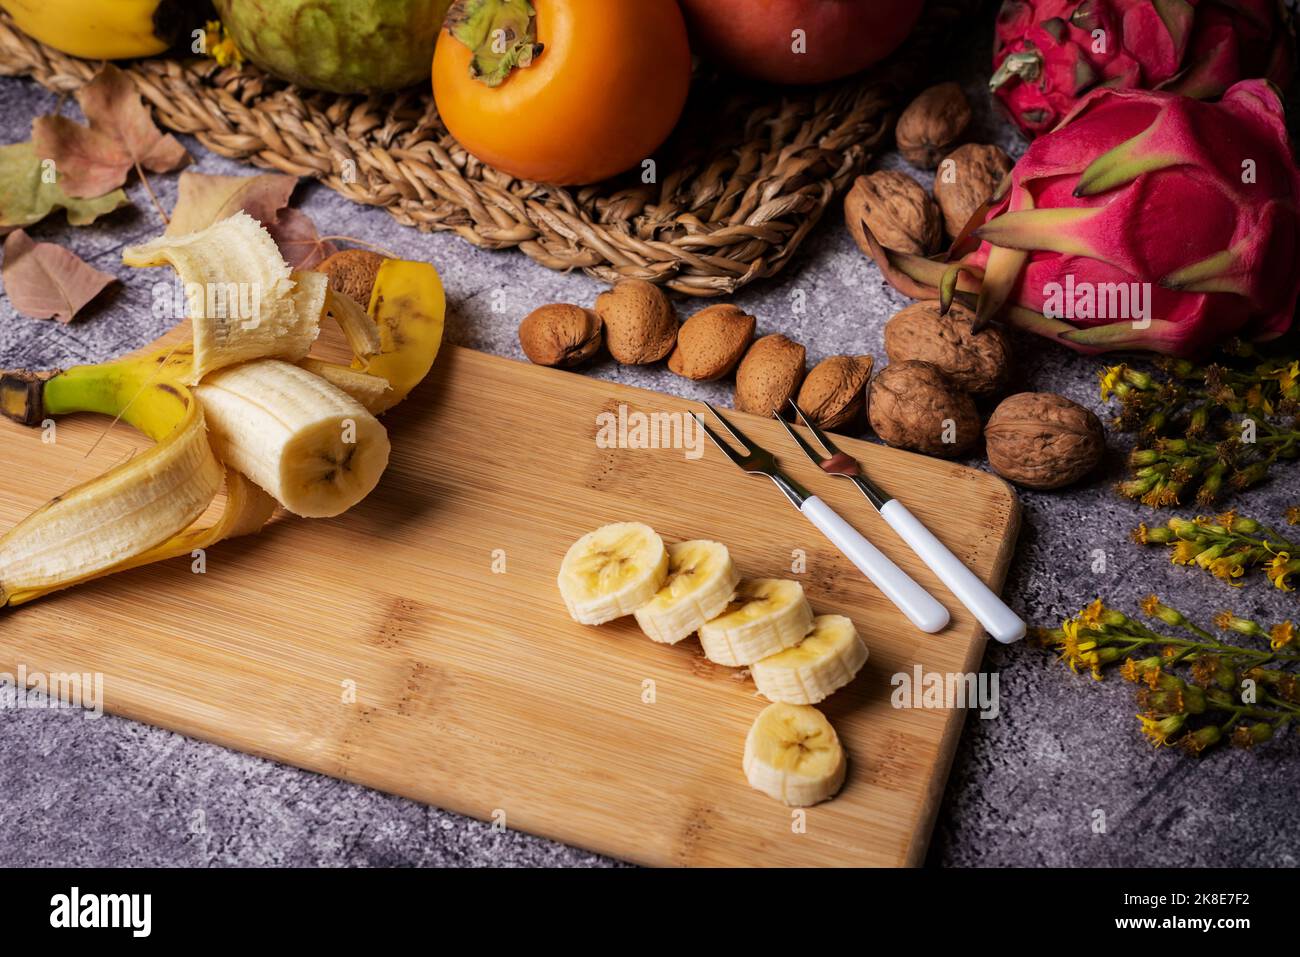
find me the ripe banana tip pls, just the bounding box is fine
[0,370,49,427]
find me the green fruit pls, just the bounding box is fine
[214,0,452,94]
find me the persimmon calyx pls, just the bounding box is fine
[446,0,544,87]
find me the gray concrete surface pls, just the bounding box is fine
[1,38,1297,868]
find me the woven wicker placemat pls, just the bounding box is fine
[0,1,977,296]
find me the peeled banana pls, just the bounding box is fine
[0,0,197,60]
[558,522,668,625]
[1,213,446,608]
[698,579,813,667]
[751,614,869,705]
[196,359,391,519]
[743,702,846,807]
[633,540,739,645]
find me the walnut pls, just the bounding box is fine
[883,300,1012,397]
[668,304,756,381]
[734,334,806,416]
[933,143,1013,238]
[867,360,979,457]
[518,303,602,367]
[317,249,385,305]
[594,279,678,365]
[895,82,972,169]
[984,392,1105,490]
[843,171,941,256]
[796,355,874,430]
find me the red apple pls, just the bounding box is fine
[678,0,925,85]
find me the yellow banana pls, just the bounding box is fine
[0,0,199,60]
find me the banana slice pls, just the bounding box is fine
[558,523,668,625]
[196,359,391,518]
[751,614,869,705]
[633,540,740,644]
[743,702,846,807]
[698,579,813,666]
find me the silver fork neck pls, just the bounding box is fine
[767,471,812,508]
[851,475,892,510]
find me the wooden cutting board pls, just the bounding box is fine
[0,336,1020,867]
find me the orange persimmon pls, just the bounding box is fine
[432,0,692,186]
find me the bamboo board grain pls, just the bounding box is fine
[0,341,1020,867]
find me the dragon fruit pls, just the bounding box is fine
[991,0,1292,137]
[847,80,1300,357]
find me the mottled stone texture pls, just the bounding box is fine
[1,30,1296,867]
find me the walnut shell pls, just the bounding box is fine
[518,304,602,367]
[317,249,385,305]
[984,392,1105,490]
[933,143,1013,239]
[844,171,941,256]
[668,304,756,381]
[896,82,971,169]
[594,279,678,365]
[884,300,1012,397]
[868,360,979,457]
[796,355,874,431]
[735,334,807,416]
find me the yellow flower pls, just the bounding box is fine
[205,20,244,68]
[1079,598,1105,630]
[1270,621,1296,651]
[1099,365,1127,401]
[1207,556,1246,584]
[1244,384,1273,414]
[1171,540,1202,565]
[1059,618,1101,677]
[1216,509,1238,531]
[1263,360,1299,392]
[1138,713,1185,747]
[1266,552,1295,592]
[1286,506,1300,526]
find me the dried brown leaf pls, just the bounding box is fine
[2,229,116,323]
[31,63,189,199]
[266,208,339,269]
[166,171,299,237]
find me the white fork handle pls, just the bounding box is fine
[800,496,950,634]
[880,499,1026,644]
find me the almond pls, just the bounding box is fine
[518,304,602,367]
[667,304,756,381]
[594,279,678,365]
[796,355,874,430]
[735,334,807,416]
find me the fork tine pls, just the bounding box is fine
[772,410,824,466]
[702,401,756,452]
[788,398,843,456]
[693,413,747,467]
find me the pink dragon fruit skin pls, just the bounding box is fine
[965,80,1300,355]
[849,80,1300,357]
[991,0,1292,137]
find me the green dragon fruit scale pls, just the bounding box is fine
[991,0,1293,137]
[851,81,1300,358]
